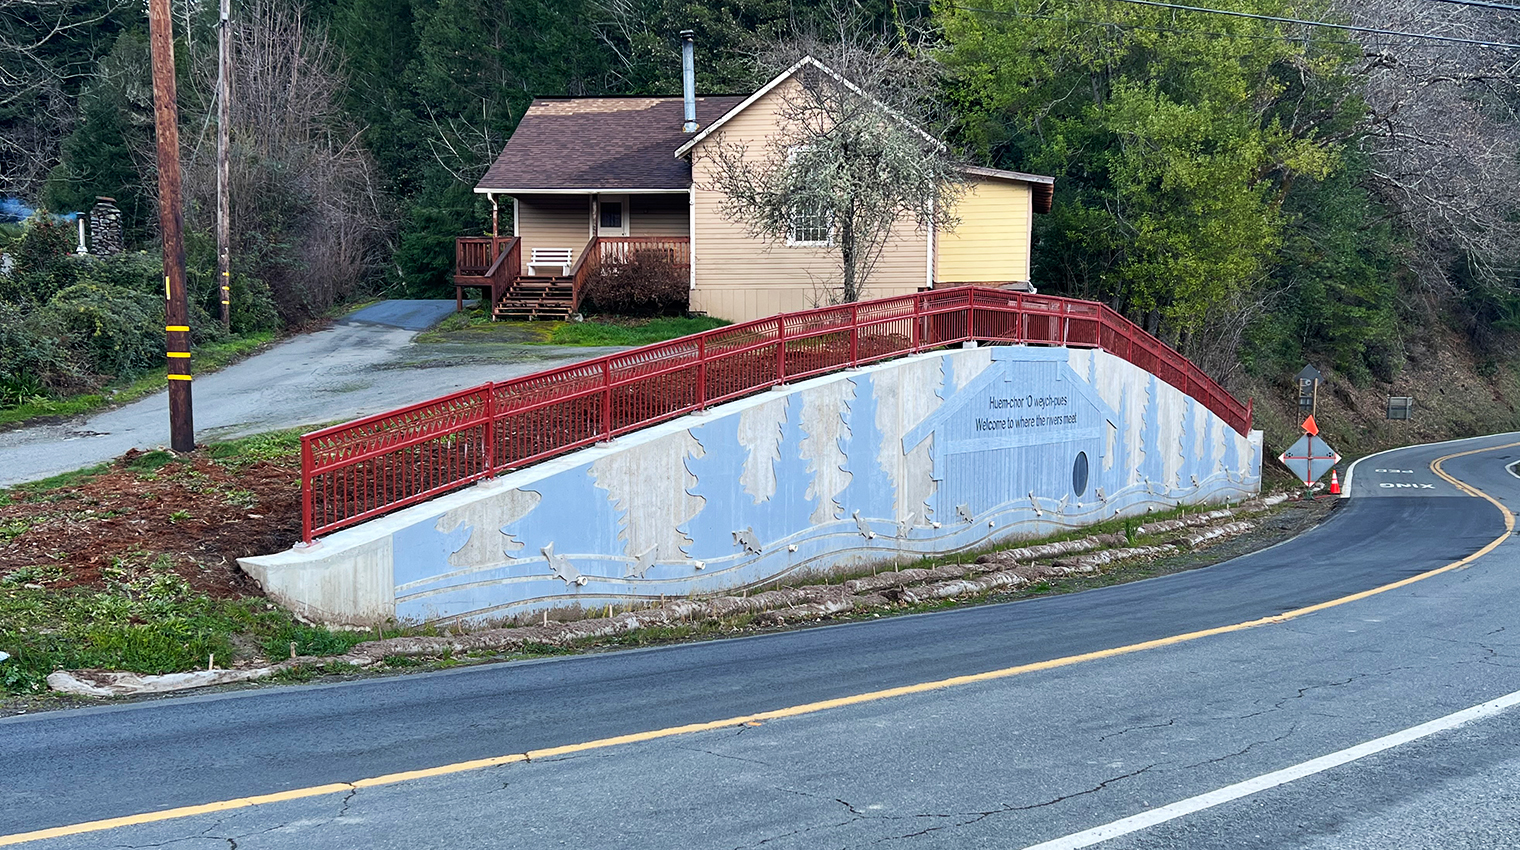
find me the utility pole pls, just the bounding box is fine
[216,0,231,329]
[148,0,195,453]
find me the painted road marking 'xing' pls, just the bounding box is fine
[2,442,1517,848]
[1020,686,1520,850]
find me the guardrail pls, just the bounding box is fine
[300,286,1251,542]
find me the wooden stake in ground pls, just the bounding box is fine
[148,0,195,452]
[216,0,231,329]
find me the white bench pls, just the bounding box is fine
[527,247,573,276]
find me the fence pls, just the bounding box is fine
[301,286,1252,542]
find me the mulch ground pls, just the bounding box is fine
[0,450,301,597]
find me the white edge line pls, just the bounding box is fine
[1341,432,1519,499]
[1021,687,1520,850]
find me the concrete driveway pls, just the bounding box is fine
[0,301,623,487]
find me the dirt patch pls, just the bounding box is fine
[0,449,300,597]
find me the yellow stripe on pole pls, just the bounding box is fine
[167,375,192,381]
[166,352,190,358]
[166,325,190,332]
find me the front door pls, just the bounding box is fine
[597,195,629,237]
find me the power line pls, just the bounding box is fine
[985,5,1365,48]
[956,0,1520,49]
[1420,0,1520,13]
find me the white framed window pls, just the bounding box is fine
[784,145,832,247]
[787,197,833,246]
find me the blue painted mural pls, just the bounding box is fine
[242,345,1264,625]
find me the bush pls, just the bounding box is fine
[36,281,163,379]
[0,300,82,392]
[0,213,79,305]
[582,249,689,317]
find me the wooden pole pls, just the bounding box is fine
[216,0,231,329]
[149,0,195,453]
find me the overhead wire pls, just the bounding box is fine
[953,0,1520,49]
[1417,0,1520,13]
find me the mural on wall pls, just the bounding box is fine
[347,346,1262,624]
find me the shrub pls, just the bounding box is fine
[37,281,163,379]
[0,300,83,392]
[0,213,79,305]
[582,249,688,317]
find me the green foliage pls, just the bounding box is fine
[185,231,281,336]
[0,213,79,305]
[942,0,1354,332]
[547,315,730,346]
[203,428,305,471]
[1244,155,1402,383]
[393,180,483,297]
[40,29,155,244]
[35,280,163,379]
[0,555,374,695]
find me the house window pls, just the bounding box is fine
[599,201,623,230]
[787,198,832,246]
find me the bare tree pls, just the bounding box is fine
[0,0,130,198]
[699,27,963,303]
[1336,0,1520,293]
[181,0,387,319]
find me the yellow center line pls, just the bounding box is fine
[4,442,1517,847]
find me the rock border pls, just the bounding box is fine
[47,494,1291,697]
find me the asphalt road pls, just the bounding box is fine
[0,300,623,487]
[3,434,1519,848]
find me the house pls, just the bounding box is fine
[454,41,1055,323]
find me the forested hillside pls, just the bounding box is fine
[3,0,1518,456]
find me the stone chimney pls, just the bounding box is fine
[89,197,123,255]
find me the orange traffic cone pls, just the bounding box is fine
[1329,469,1341,496]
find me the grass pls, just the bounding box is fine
[545,316,729,346]
[201,428,305,470]
[415,306,728,347]
[0,553,377,695]
[0,331,277,429]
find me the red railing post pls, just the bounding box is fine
[484,382,495,476]
[850,303,859,365]
[966,287,976,343]
[301,437,314,544]
[776,318,787,383]
[601,360,613,440]
[697,335,707,411]
[912,293,922,351]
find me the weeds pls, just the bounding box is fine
[0,554,372,695]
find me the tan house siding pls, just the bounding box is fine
[515,194,591,274]
[935,178,1032,284]
[629,194,689,236]
[688,80,929,323]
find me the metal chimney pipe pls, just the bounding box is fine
[681,30,697,133]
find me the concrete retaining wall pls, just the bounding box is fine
[240,346,1263,626]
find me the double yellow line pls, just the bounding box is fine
[4,441,1516,847]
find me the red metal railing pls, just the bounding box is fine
[301,286,1252,542]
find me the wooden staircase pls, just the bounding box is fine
[492,276,575,321]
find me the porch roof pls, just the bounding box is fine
[476,96,746,193]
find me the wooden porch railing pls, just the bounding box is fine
[596,236,692,269]
[454,236,520,311]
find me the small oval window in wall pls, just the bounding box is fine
[1072,451,1089,498]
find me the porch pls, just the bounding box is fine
[454,235,692,321]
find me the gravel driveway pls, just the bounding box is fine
[0,301,623,487]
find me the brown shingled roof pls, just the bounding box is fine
[476,96,747,192]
